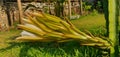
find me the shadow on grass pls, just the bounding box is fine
[0,41,103,57]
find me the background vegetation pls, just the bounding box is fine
[0,14,119,57]
[0,0,120,57]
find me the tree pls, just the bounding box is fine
[17,0,23,24]
[54,1,61,17]
[5,3,12,26]
[108,0,119,57]
[0,0,3,5]
[54,0,65,17]
[2,0,14,29]
[68,0,71,19]
[79,0,83,15]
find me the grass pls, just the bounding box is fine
[71,14,106,30]
[0,29,21,48]
[0,14,119,57]
[71,14,107,37]
[0,42,103,57]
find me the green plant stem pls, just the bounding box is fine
[108,0,119,57]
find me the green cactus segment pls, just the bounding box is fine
[108,0,119,57]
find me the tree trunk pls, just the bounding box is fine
[79,0,83,15]
[17,0,23,24]
[5,3,12,26]
[68,0,71,19]
[48,0,51,14]
[109,0,119,57]
[54,1,61,17]
[60,2,64,17]
[10,9,14,27]
[0,0,3,5]
[63,2,68,17]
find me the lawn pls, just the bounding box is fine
[0,29,21,48]
[71,14,106,30]
[71,14,107,36]
[0,14,119,57]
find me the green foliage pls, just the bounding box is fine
[96,1,102,12]
[86,26,106,37]
[85,5,92,11]
[0,14,119,57]
[90,9,98,16]
[0,29,101,57]
[0,42,102,57]
[83,0,103,13]
[57,0,65,3]
[97,1,102,8]
[83,2,92,11]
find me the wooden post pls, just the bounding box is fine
[68,0,71,19]
[17,0,23,24]
[79,0,83,15]
[109,0,119,57]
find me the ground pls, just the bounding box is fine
[0,14,119,57]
